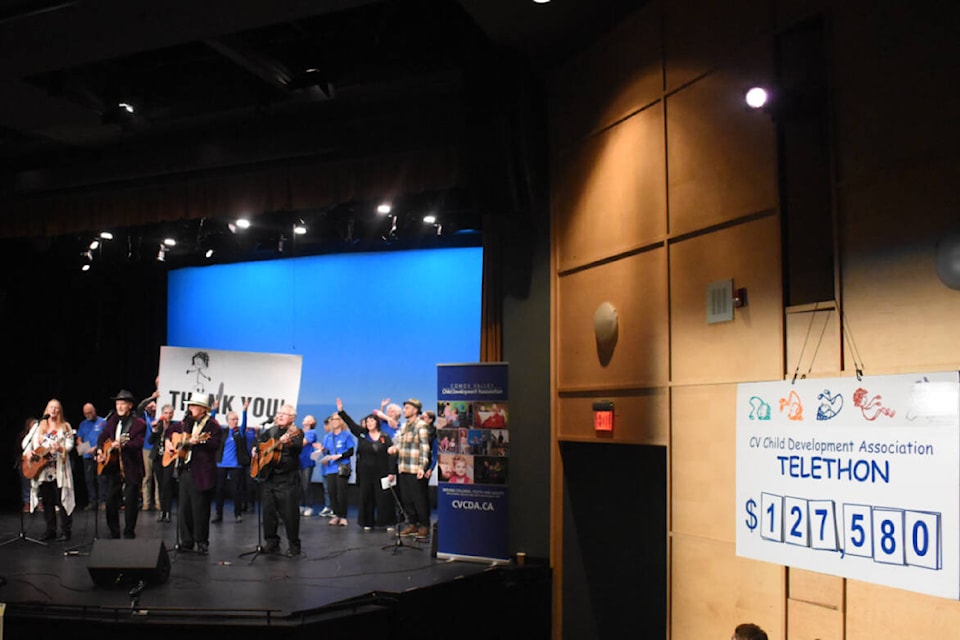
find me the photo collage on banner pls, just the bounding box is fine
[436,363,510,563]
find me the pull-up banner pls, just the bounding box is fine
[436,362,510,564]
[736,371,960,599]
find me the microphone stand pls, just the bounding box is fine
[64,456,100,556]
[382,484,420,554]
[0,457,47,548]
[238,477,267,564]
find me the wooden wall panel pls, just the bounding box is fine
[839,160,960,373]
[557,248,669,389]
[846,580,960,639]
[831,1,960,184]
[663,0,772,93]
[785,307,841,379]
[671,534,784,640]
[666,52,777,236]
[788,599,843,640]
[549,3,663,151]
[670,216,784,385]
[671,384,736,541]
[554,105,666,272]
[557,390,668,445]
[789,569,844,610]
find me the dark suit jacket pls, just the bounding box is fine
[171,415,222,491]
[98,414,147,483]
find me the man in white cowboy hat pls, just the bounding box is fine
[387,398,432,538]
[170,392,222,555]
[96,389,147,539]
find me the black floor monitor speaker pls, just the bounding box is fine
[87,539,171,587]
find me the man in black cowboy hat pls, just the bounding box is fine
[96,389,147,539]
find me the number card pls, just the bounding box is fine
[842,504,873,559]
[809,500,838,551]
[784,497,810,547]
[873,508,905,566]
[761,493,784,542]
[905,510,941,570]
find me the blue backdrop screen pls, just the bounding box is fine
[167,247,482,421]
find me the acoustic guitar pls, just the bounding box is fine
[162,431,211,467]
[97,433,130,476]
[21,446,52,480]
[250,427,301,479]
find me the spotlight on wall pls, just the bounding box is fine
[745,86,770,110]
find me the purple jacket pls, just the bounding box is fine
[98,414,147,483]
[170,415,222,491]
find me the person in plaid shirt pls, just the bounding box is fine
[387,398,431,538]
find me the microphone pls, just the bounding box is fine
[40,413,50,421]
[260,417,274,427]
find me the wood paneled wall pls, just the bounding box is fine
[549,0,960,638]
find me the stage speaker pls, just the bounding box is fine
[87,539,170,587]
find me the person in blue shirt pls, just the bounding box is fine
[298,414,320,516]
[76,403,106,510]
[320,413,355,526]
[213,399,250,523]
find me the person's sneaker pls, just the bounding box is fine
[328,516,341,526]
[302,507,313,517]
[285,545,301,557]
[197,542,209,555]
[339,518,349,527]
[318,507,334,517]
[416,526,430,538]
[262,542,280,554]
[400,524,418,536]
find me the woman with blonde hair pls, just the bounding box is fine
[21,399,75,541]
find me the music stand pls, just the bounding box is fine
[238,477,268,564]
[382,483,420,554]
[0,458,47,548]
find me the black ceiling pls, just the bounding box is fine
[0,0,640,197]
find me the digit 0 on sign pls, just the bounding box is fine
[905,510,942,570]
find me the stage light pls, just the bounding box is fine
[293,223,307,235]
[278,235,286,253]
[118,102,135,114]
[99,231,113,240]
[157,245,166,262]
[236,218,251,230]
[89,240,100,250]
[81,264,91,272]
[163,237,176,247]
[205,249,214,259]
[377,203,392,214]
[745,87,769,109]
[423,215,437,224]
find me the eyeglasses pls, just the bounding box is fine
[277,412,294,417]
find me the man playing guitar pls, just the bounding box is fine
[252,404,303,557]
[96,389,146,539]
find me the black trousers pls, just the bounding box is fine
[398,473,429,527]
[178,468,213,546]
[357,471,396,527]
[262,471,300,549]
[105,471,139,537]
[157,463,177,513]
[324,473,348,519]
[214,466,242,518]
[38,480,71,535]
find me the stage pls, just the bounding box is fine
[0,503,550,638]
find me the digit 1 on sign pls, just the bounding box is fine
[593,401,614,435]
[761,493,785,542]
